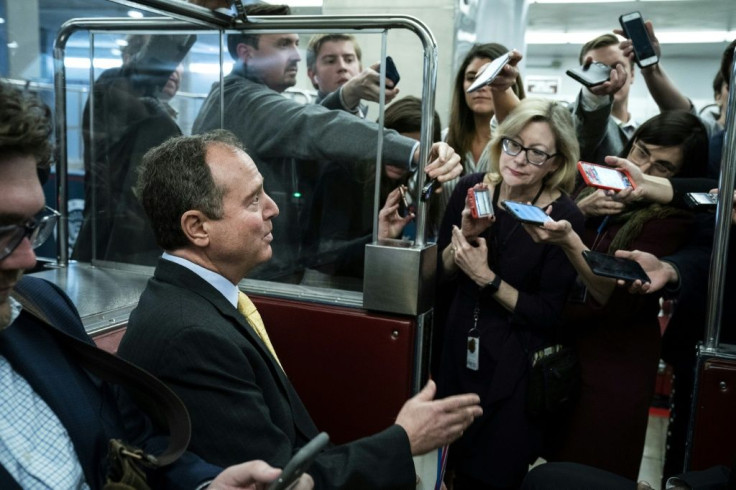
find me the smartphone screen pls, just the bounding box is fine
[466,52,511,93]
[619,12,658,67]
[577,161,635,191]
[503,201,552,226]
[582,250,650,283]
[469,188,494,218]
[267,432,330,490]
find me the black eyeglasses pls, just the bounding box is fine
[501,137,557,166]
[0,206,61,261]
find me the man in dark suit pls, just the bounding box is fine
[0,81,312,489]
[119,130,483,489]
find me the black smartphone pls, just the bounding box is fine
[385,56,400,85]
[565,62,612,88]
[466,52,511,93]
[619,11,659,68]
[468,187,493,218]
[685,192,718,210]
[267,432,330,490]
[582,250,651,283]
[502,201,552,226]
[420,177,438,202]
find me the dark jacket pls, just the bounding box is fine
[0,276,219,489]
[119,258,416,490]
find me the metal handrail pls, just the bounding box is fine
[703,47,736,352]
[53,11,438,264]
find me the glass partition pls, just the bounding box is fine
[67,21,436,295]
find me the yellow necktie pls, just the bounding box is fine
[237,291,283,369]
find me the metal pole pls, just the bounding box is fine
[703,47,736,351]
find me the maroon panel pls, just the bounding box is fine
[690,358,736,470]
[252,295,416,445]
[88,298,417,446]
[93,326,127,354]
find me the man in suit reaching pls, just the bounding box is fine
[119,130,483,490]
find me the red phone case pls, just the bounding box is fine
[577,161,636,192]
[468,187,492,218]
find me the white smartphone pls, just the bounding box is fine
[619,12,659,68]
[466,52,511,93]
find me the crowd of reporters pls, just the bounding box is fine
[2,0,736,488]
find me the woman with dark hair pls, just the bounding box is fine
[577,111,709,216]
[523,110,710,480]
[440,44,526,214]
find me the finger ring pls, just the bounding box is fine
[451,247,456,254]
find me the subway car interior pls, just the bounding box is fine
[2,0,736,487]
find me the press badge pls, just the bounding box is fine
[466,336,479,371]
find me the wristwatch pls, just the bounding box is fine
[484,274,502,294]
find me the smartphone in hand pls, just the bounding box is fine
[566,62,612,88]
[619,11,659,68]
[385,56,400,85]
[466,52,511,93]
[582,250,650,283]
[267,432,329,490]
[503,201,552,226]
[468,187,494,218]
[685,192,718,210]
[577,161,635,192]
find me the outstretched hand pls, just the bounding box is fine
[582,55,628,97]
[420,142,463,185]
[613,249,677,294]
[378,186,414,239]
[614,20,661,66]
[521,206,575,247]
[210,460,314,490]
[395,380,482,456]
[341,62,400,108]
[460,183,495,240]
[488,50,523,93]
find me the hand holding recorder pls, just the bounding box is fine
[460,184,495,240]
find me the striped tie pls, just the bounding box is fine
[237,291,283,369]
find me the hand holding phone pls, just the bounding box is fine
[267,432,329,490]
[582,250,650,283]
[385,56,400,85]
[468,187,494,218]
[503,201,552,226]
[619,12,659,68]
[685,192,718,210]
[566,62,612,88]
[467,52,511,93]
[578,161,635,192]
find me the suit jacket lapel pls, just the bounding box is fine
[153,259,317,439]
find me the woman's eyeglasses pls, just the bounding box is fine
[501,138,557,166]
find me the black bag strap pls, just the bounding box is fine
[11,290,190,467]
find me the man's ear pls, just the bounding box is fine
[180,210,210,247]
[307,68,320,89]
[237,42,255,63]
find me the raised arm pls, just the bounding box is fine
[522,215,617,305]
[615,21,691,112]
